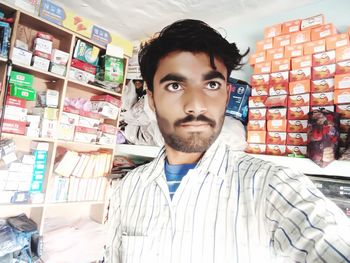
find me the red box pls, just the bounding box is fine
[2,119,26,135]
[267,132,287,145]
[311,23,337,41]
[256,38,273,52]
[336,45,350,62]
[287,133,308,146]
[292,55,312,69]
[340,119,350,132]
[249,51,266,65]
[287,120,308,133]
[291,30,311,45]
[247,131,266,144]
[336,104,350,118]
[269,83,289,96]
[289,80,310,94]
[282,19,301,34]
[79,110,101,120]
[266,144,286,156]
[304,39,326,55]
[264,24,282,39]
[310,92,334,106]
[326,34,349,50]
[285,44,304,59]
[290,67,311,82]
[254,62,271,74]
[71,59,97,75]
[301,14,325,30]
[311,78,334,92]
[271,59,290,72]
[90,94,122,107]
[286,145,307,156]
[312,50,336,66]
[248,108,267,120]
[336,60,350,74]
[63,106,80,114]
[266,47,284,61]
[265,95,288,108]
[311,105,334,112]
[99,124,118,135]
[267,119,287,132]
[251,86,269,96]
[5,96,26,108]
[245,143,266,154]
[266,108,287,120]
[312,64,335,79]
[249,96,267,108]
[274,34,291,48]
[335,74,350,89]
[247,120,266,131]
[288,93,310,107]
[270,71,289,85]
[251,74,270,87]
[334,89,350,104]
[288,106,310,120]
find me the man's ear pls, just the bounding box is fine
[225,83,231,106]
[147,89,156,112]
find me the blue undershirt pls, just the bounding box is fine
[164,160,196,199]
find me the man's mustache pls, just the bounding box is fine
[174,114,216,127]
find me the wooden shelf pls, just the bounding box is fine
[67,78,122,97]
[12,62,66,80]
[116,144,161,158]
[1,132,55,142]
[0,56,7,62]
[57,139,115,150]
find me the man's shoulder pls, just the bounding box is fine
[121,158,159,182]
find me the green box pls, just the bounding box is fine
[10,71,34,87]
[103,55,124,83]
[73,39,100,66]
[10,84,36,101]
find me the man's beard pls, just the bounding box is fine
[155,111,224,153]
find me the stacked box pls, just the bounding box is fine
[32,32,53,71]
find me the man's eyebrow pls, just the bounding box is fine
[203,71,226,81]
[159,73,187,84]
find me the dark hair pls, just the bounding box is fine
[138,19,249,92]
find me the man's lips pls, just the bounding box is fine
[180,121,210,127]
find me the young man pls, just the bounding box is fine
[105,19,350,263]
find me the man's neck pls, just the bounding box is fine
[165,144,204,165]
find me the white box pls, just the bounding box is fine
[22,155,35,165]
[61,111,79,125]
[49,63,66,76]
[74,126,98,143]
[91,101,119,120]
[46,89,59,108]
[0,191,15,203]
[69,67,95,83]
[4,105,27,122]
[26,127,40,137]
[51,49,69,65]
[26,115,41,128]
[11,47,32,66]
[32,56,50,71]
[41,119,57,138]
[57,123,75,141]
[98,132,116,145]
[17,181,31,191]
[33,37,53,54]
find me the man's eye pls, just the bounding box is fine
[166,83,183,92]
[206,81,221,90]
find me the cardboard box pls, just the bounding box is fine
[266,144,286,156]
[252,86,269,96]
[269,83,289,96]
[288,93,310,107]
[291,30,311,45]
[69,67,95,83]
[248,96,267,108]
[78,110,101,128]
[267,132,287,145]
[274,34,291,48]
[32,107,58,120]
[270,71,289,85]
[247,131,266,144]
[5,96,26,108]
[271,59,290,72]
[4,105,27,122]
[2,119,26,135]
[311,78,334,92]
[74,126,98,143]
[71,58,97,75]
[290,67,311,82]
[326,33,349,50]
[51,49,69,65]
[336,60,350,74]
[301,14,325,30]
[336,104,350,118]
[335,74,350,89]
[287,133,308,146]
[249,51,266,65]
[264,24,282,39]
[73,39,100,66]
[289,80,310,94]
[312,50,336,66]
[41,119,57,138]
[10,71,33,87]
[334,89,350,104]
[267,119,287,132]
[33,37,52,54]
[97,132,116,145]
[287,120,309,133]
[90,95,121,120]
[245,143,266,154]
[311,105,334,111]
[311,23,337,41]
[57,123,75,141]
[254,62,271,74]
[340,119,350,132]
[49,63,66,76]
[266,108,287,120]
[304,39,326,55]
[312,64,335,79]
[10,84,36,101]
[256,38,273,52]
[61,107,80,125]
[282,19,301,34]
[250,74,270,87]
[32,56,50,71]
[11,47,32,66]
[266,47,284,61]
[285,44,303,59]
[286,145,307,156]
[265,95,288,108]
[310,92,334,106]
[248,108,267,120]
[247,120,266,131]
[336,45,350,62]
[292,55,312,69]
[99,124,118,135]
[288,106,310,120]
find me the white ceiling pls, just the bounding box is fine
[54,0,321,41]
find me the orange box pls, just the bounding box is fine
[287,120,309,133]
[289,80,310,94]
[304,39,326,55]
[311,23,337,41]
[254,62,271,74]
[251,86,269,96]
[292,55,312,69]
[312,64,336,79]
[286,145,307,156]
[336,104,350,118]
[336,60,350,74]
[266,108,287,120]
[265,95,288,108]
[335,74,350,89]
[249,51,266,65]
[336,45,350,62]
[245,143,266,154]
[291,30,311,45]
[311,105,334,112]
[274,34,291,48]
[288,93,310,107]
[266,47,284,61]
[247,131,266,144]
[311,78,334,92]
[266,144,286,156]
[301,14,325,30]
[267,132,287,145]
[269,83,289,96]
[290,67,311,82]
[267,119,287,132]
[285,44,304,59]
[247,120,266,131]
[282,19,301,34]
[310,92,334,106]
[326,33,349,50]
[249,95,267,108]
[248,108,267,120]
[286,133,308,146]
[251,74,270,86]
[312,50,336,66]
[271,58,290,72]
[256,38,273,52]
[334,89,350,104]
[270,71,289,85]
[287,106,310,120]
[264,24,282,39]
[340,119,350,132]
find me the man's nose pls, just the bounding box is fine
[183,88,208,116]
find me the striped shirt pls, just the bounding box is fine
[105,138,350,263]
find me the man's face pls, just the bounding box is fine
[148,51,229,153]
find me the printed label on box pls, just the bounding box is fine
[287,120,308,133]
[245,143,266,154]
